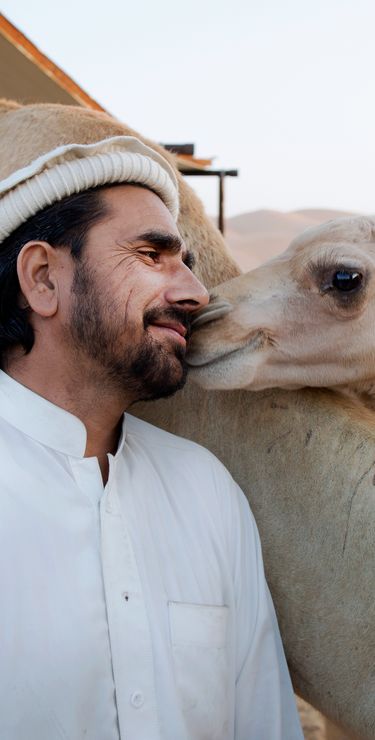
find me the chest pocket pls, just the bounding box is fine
[168,601,230,740]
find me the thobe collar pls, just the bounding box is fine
[0,370,126,459]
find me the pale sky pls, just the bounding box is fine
[2,0,375,218]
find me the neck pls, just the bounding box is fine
[5,344,133,466]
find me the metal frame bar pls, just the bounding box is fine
[179,168,238,234]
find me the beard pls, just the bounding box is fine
[68,260,191,402]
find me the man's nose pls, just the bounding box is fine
[164,265,209,312]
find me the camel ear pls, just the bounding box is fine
[17,241,59,318]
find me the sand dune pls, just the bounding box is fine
[225,208,356,271]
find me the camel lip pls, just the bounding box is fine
[187,345,243,368]
[191,300,233,329]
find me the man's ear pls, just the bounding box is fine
[17,241,60,317]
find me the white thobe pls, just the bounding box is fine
[0,370,302,740]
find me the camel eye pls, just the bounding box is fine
[332,270,362,292]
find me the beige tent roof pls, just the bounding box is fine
[0,13,105,109]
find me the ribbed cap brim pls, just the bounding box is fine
[0,136,179,241]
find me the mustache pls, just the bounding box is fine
[143,306,193,340]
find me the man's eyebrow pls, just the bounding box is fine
[132,230,183,253]
[129,230,195,269]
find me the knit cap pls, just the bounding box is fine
[0,100,179,243]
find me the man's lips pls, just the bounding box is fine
[149,320,188,344]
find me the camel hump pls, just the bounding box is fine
[0,99,22,113]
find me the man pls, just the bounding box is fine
[0,100,302,739]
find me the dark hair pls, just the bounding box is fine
[0,187,108,367]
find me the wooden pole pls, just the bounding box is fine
[218,172,225,234]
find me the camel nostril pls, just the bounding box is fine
[191,299,233,328]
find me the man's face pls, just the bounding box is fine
[66,185,208,402]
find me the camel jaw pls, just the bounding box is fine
[188,329,268,367]
[187,329,273,390]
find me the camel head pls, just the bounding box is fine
[188,215,375,401]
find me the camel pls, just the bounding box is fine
[187,215,375,412]
[136,235,375,739]
[182,215,375,738]
[1,101,369,738]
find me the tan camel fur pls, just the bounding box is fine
[1,101,368,738]
[188,215,375,410]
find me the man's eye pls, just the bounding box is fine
[183,254,195,271]
[139,250,159,262]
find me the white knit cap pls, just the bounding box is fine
[0,135,179,242]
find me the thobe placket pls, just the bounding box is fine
[101,454,160,740]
